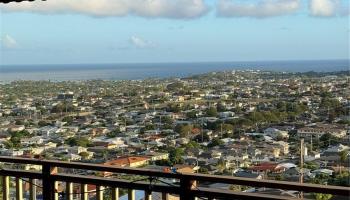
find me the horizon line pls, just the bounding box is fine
[1,58,349,67]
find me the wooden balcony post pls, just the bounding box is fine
[29,179,37,200]
[2,176,9,200]
[96,185,104,200]
[16,177,23,200]
[81,184,88,200]
[144,190,152,200]
[42,164,58,200]
[111,187,119,200]
[161,193,167,200]
[128,189,135,200]
[179,177,195,200]
[65,182,73,200]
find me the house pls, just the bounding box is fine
[7,125,25,132]
[1,149,24,156]
[142,151,169,162]
[264,128,289,139]
[273,141,289,155]
[248,162,284,174]
[305,151,321,162]
[297,125,347,139]
[104,156,150,168]
[234,171,263,179]
[20,136,44,146]
[283,167,311,182]
[39,126,58,137]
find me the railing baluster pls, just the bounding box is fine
[42,164,58,200]
[128,189,135,200]
[65,182,73,200]
[180,178,195,200]
[16,177,23,200]
[161,193,167,200]
[81,184,88,200]
[145,190,152,200]
[111,187,119,200]
[54,181,59,200]
[2,176,9,200]
[29,179,37,200]
[96,185,104,200]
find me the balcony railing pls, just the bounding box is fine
[0,156,349,200]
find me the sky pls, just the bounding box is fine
[0,0,349,65]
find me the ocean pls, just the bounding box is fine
[0,60,349,82]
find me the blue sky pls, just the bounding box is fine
[0,0,349,65]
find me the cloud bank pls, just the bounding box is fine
[1,0,348,19]
[0,0,209,19]
[309,0,342,17]
[216,0,300,18]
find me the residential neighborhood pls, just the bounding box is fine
[0,70,349,199]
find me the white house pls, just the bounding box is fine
[264,128,289,139]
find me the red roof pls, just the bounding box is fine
[249,162,279,172]
[104,156,149,167]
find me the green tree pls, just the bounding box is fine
[339,150,349,164]
[174,124,193,137]
[65,137,91,147]
[206,107,218,117]
[313,193,332,200]
[208,138,224,148]
[169,147,185,164]
[62,116,73,124]
[186,110,198,119]
[79,152,90,160]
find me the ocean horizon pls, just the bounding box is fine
[0,59,349,82]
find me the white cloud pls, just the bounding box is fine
[217,0,300,18]
[1,34,19,49]
[309,0,340,17]
[129,36,154,48]
[0,0,209,19]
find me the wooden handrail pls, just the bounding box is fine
[0,156,349,200]
[181,173,350,196]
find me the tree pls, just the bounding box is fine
[216,103,227,112]
[62,116,73,124]
[174,124,193,138]
[166,82,184,91]
[65,137,91,147]
[185,141,200,149]
[106,130,118,138]
[38,120,50,127]
[248,112,265,123]
[79,152,90,160]
[194,132,210,142]
[339,150,349,164]
[313,193,332,200]
[276,101,287,112]
[166,103,182,113]
[186,110,198,119]
[169,147,185,164]
[320,133,339,148]
[208,138,224,148]
[206,107,218,117]
[161,116,174,125]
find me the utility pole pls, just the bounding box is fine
[310,134,313,151]
[220,123,223,139]
[299,138,304,199]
